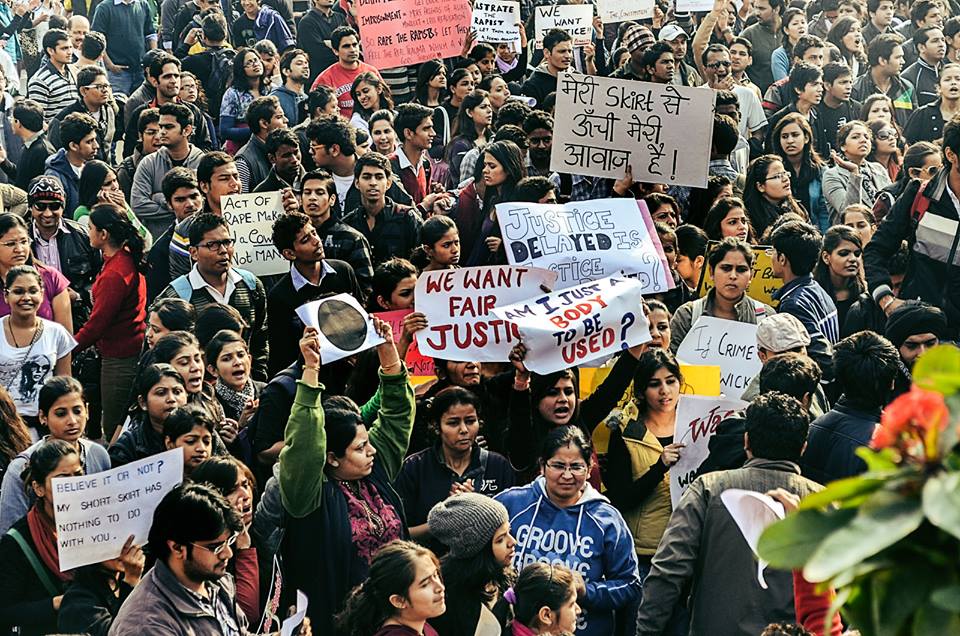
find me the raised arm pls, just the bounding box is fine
[366,318,416,481]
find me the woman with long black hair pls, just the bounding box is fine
[445,89,493,188]
[219,47,268,153]
[770,113,828,231]
[350,72,395,132]
[463,139,524,267]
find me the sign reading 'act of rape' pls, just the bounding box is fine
[221,191,287,276]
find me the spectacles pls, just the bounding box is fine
[244,59,262,68]
[545,461,589,475]
[765,171,791,182]
[196,238,235,251]
[190,532,239,557]
[85,83,111,91]
[875,129,898,141]
[32,202,63,212]
[0,238,29,249]
[916,164,940,177]
[706,60,732,69]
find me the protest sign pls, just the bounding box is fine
[550,71,715,188]
[220,191,287,277]
[676,0,712,10]
[598,0,654,22]
[52,449,183,571]
[471,0,521,49]
[675,316,761,399]
[296,293,385,363]
[374,309,435,377]
[697,242,781,308]
[281,591,309,636]
[355,0,472,69]
[534,4,593,48]
[497,198,674,291]
[669,395,747,505]
[416,265,557,362]
[492,275,650,374]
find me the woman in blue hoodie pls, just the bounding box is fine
[495,426,641,636]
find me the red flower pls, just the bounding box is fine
[872,388,949,459]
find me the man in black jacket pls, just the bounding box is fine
[296,0,346,86]
[7,100,54,192]
[49,66,122,166]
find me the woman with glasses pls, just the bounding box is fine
[872,141,943,225]
[823,120,892,222]
[904,63,960,144]
[867,119,903,182]
[219,47,267,154]
[0,213,73,334]
[73,205,147,443]
[494,425,642,636]
[742,154,808,239]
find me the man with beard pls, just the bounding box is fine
[310,26,381,118]
[271,48,310,126]
[884,302,948,397]
[702,44,767,145]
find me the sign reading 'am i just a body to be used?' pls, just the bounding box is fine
[551,72,715,188]
[492,275,650,374]
[356,0,472,69]
[53,449,183,571]
[496,198,673,291]
[221,191,286,277]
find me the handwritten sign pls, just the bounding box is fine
[355,0,472,69]
[669,395,746,505]
[676,0,715,11]
[471,0,520,48]
[52,449,183,571]
[697,242,781,308]
[221,191,287,276]
[534,4,593,48]
[492,275,649,374]
[415,265,557,362]
[296,293,385,363]
[551,72,715,188]
[374,309,435,376]
[675,316,761,399]
[598,0,654,22]
[497,198,673,291]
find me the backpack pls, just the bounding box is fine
[206,47,237,121]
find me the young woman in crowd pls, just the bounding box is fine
[742,155,808,238]
[415,215,460,273]
[367,257,417,314]
[370,110,398,155]
[0,386,30,482]
[395,387,515,542]
[109,363,189,467]
[280,321,415,634]
[814,224,866,335]
[0,439,83,635]
[824,121,892,222]
[495,426,642,636]
[415,60,448,109]
[0,265,75,429]
[771,7,808,81]
[73,205,147,443]
[867,119,902,182]
[603,351,684,578]
[350,73,395,132]
[505,562,581,636]
[220,47,267,153]
[825,16,864,75]
[191,455,260,625]
[439,68,474,139]
[446,89,493,188]
[704,197,753,242]
[871,140,941,222]
[771,113,828,231]
[860,94,896,126]
[336,540,446,636]
[494,35,528,84]
[72,162,151,248]
[145,298,196,349]
[839,204,876,247]
[205,329,262,462]
[162,403,215,477]
[427,492,516,635]
[0,214,72,333]
[179,70,218,149]
[646,299,673,351]
[644,193,681,229]
[464,140,524,266]
[479,74,512,119]
[669,238,775,355]
[0,377,111,535]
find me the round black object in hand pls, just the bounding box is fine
[316,299,368,351]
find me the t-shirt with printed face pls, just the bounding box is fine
[0,316,76,416]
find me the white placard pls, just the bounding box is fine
[281,590,309,636]
[720,489,786,588]
[534,4,593,48]
[550,71,715,187]
[675,316,761,399]
[497,198,674,291]
[471,0,521,48]
[295,293,385,364]
[221,191,287,276]
[492,275,650,374]
[598,0,654,22]
[415,265,557,362]
[669,395,746,505]
[52,449,184,571]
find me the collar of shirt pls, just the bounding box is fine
[188,265,242,303]
[290,260,336,291]
[918,58,941,74]
[395,147,424,174]
[32,219,69,241]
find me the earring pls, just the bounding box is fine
[329,461,340,467]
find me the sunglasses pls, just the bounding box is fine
[32,202,63,212]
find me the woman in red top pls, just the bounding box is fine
[73,204,147,443]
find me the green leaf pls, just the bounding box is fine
[799,475,888,510]
[857,446,900,473]
[931,586,960,612]
[803,490,924,582]
[913,602,960,635]
[913,345,960,394]
[923,472,960,540]
[871,567,937,636]
[757,507,855,570]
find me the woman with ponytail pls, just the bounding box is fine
[506,562,582,636]
[74,204,148,442]
[336,540,446,636]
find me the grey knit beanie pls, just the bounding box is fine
[427,492,509,559]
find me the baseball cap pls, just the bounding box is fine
[756,313,811,353]
[659,24,688,42]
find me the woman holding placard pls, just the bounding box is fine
[0,438,82,635]
[279,320,415,634]
[668,238,775,357]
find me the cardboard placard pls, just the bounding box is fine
[355,0,472,69]
[534,4,593,48]
[374,309,435,377]
[597,0,654,22]
[221,192,287,276]
[471,0,521,48]
[675,316,761,399]
[669,395,746,504]
[296,293,385,363]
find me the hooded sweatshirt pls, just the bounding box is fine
[494,477,641,636]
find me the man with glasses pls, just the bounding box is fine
[158,213,270,381]
[702,44,767,146]
[48,66,120,165]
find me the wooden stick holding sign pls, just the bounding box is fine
[220,191,287,276]
[295,293,385,364]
